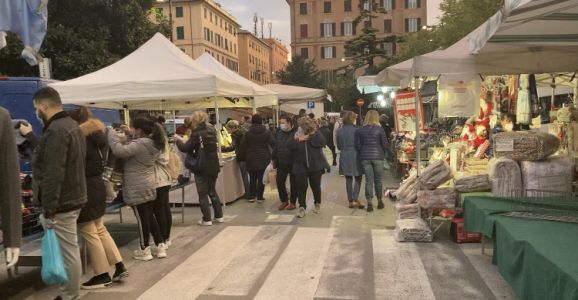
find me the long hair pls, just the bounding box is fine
[363,110,380,126]
[68,106,93,124]
[298,116,316,135]
[343,111,357,125]
[131,116,166,150]
[190,111,209,130]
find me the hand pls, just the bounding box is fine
[298,135,310,142]
[173,135,183,143]
[39,214,56,229]
[19,122,33,136]
[5,247,20,268]
[120,125,132,135]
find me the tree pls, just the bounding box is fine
[344,0,398,75]
[0,0,170,80]
[276,55,322,88]
[323,73,363,112]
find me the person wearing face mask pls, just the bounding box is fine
[488,113,519,158]
[272,115,298,210]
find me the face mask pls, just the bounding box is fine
[279,123,287,131]
[35,109,44,125]
[504,123,514,132]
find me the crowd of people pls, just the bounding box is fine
[6,86,393,300]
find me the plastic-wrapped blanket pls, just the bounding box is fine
[454,174,491,193]
[397,174,419,204]
[395,218,433,242]
[488,158,523,197]
[521,156,575,197]
[493,131,560,161]
[417,188,457,209]
[396,203,419,219]
[419,161,452,190]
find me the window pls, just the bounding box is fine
[324,1,332,13]
[176,27,185,40]
[384,19,392,33]
[382,0,394,10]
[383,42,394,56]
[363,0,370,10]
[300,24,308,38]
[220,19,223,28]
[300,47,309,59]
[321,46,336,59]
[406,0,420,9]
[341,22,353,36]
[321,23,335,37]
[204,8,207,18]
[210,31,214,43]
[405,18,420,32]
[299,3,307,15]
[225,38,229,50]
[364,20,371,29]
[344,0,352,12]
[175,6,183,17]
[210,12,212,22]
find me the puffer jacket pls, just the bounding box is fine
[33,111,87,218]
[355,124,388,161]
[288,131,329,174]
[176,122,220,176]
[272,126,297,166]
[107,130,159,206]
[77,118,107,224]
[239,124,275,171]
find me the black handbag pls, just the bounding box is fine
[185,135,206,173]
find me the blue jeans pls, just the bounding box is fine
[361,160,384,205]
[345,176,362,202]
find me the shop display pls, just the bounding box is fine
[419,161,452,190]
[396,203,420,219]
[489,157,523,197]
[493,131,560,161]
[417,188,457,209]
[397,174,419,204]
[463,158,490,174]
[521,156,575,197]
[454,174,491,193]
[394,218,433,242]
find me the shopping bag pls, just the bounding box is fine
[268,169,278,191]
[41,228,68,286]
[262,163,274,185]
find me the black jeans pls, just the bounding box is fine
[276,163,297,204]
[133,201,163,249]
[152,185,171,241]
[195,174,223,222]
[295,170,323,209]
[249,169,266,200]
[328,145,337,165]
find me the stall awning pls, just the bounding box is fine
[263,84,328,103]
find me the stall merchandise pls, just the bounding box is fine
[521,156,575,197]
[397,174,419,204]
[493,131,560,161]
[419,161,453,190]
[454,174,491,193]
[396,203,420,219]
[463,158,490,175]
[417,188,458,209]
[488,157,523,197]
[450,217,482,243]
[394,218,433,242]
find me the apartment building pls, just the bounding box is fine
[153,0,240,72]
[263,38,290,83]
[287,0,427,72]
[238,30,272,84]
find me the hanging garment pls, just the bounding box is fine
[516,75,531,125]
[529,74,541,119]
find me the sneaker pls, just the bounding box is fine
[377,200,385,209]
[257,199,264,204]
[313,204,321,214]
[198,220,213,226]
[133,246,153,261]
[165,239,172,248]
[214,217,225,223]
[112,265,129,282]
[157,243,168,259]
[349,201,356,208]
[297,207,306,218]
[367,205,374,213]
[357,200,366,209]
[286,203,297,210]
[81,273,112,290]
[247,198,256,203]
[279,202,289,210]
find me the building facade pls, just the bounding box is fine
[287,0,427,73]
[153,0,240,72]
[263,38,289,84]
[238,30,272,84]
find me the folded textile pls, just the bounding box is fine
[454,174,491,193]
[521,156,575,197]
[488,158,523,197]
[417,188,457,209]
[493,131,560,161]
[396,203,420,219]
[397,174,419,204]
[419,161,452,190]
[395,218,433,242]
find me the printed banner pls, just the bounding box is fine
[438,80,480,118]
[394,91,424,132]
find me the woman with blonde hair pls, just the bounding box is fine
[336,111,364,209]
[174,111,223,226]
[355,110,388,212]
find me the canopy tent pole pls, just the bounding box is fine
[172,110,177,134]
[123,102,130,125]
[251,99,257,114]
[214,97,222,162]
[414,77,421,179]
[276,105,280,126]
[551,75,556,110]
[574,76,578,107]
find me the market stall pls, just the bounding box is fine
[263,83,328,118]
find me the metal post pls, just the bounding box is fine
[551,75,556,111]
[214,97,222,162]
[414,76,421,178]
[276,104,280,126]
[168,0,173,42]
[574,76,578,107]
[251,99,257,114]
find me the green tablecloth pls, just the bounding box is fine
[458,192,492,207]
[463,196,512,237]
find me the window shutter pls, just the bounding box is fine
[321,47,326,59]
[405,0,408,8]
[417,18,422,30]
[384,19,392,33]
[392,0,396,9]
[332,46,336,58]
[405,19,409,32]
[320,23,324,37]
[332,23,336,36]
[353,22,357,35]
[417,0,421,8]
[341,22,345,36]
[392,42,397,55]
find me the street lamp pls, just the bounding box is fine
[157,0,173,41]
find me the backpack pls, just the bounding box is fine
[166,144,183,181]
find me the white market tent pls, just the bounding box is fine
[263,84,327,103]
[374,58,412,87]
[195,52,278,109]
[49,33,254,110]
[356,75,381,94]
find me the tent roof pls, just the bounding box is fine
[374,59,412,87]
[263,84,327,103]
[195,53,278,107]
[356,75,381,94]
[50,33,254,109]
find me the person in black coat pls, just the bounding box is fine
[175,111,223,226]
[319,119,337,166]
[272,115,298,211]
[68,107,127,289]
[239,114,275,203]
[222,120,250,199]
[288,116,329,218]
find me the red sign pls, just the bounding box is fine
[356,99,364,107]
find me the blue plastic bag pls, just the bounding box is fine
[41,228,68,285]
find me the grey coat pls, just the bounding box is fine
[107,131,159,206]
[336,124,362,176]
[0,108,22,247]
